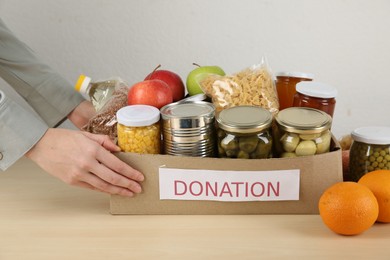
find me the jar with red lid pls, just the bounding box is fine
[276,72,314,110]
[292,81,337,118]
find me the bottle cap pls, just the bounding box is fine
[117,105,160,127]
[74,74,92,99]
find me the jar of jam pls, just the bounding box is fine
[274,107,332,158]
[349,126,390,182]
[276,72,314,110]
[216,106,273,159]
[116,105,161,154]
[292,81,337,117]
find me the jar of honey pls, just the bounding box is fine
[292,81,337,117]
[275,72,314,110]
[116,105,161,154]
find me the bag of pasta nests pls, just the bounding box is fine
[200,58,279,116]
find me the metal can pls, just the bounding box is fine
[349,126,390,182]
[160,101,216,157]
[116,105,161,154]
[274,107,332,158]
[216,106,273,159]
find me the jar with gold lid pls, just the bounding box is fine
[116,105,161,154]
[348,126,390,181]
[274,107,332,158]
[216,106,273,159]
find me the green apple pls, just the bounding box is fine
[186,64,225,96]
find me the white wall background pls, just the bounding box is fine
[1,0,389,139]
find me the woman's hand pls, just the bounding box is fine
[25,128,144,197]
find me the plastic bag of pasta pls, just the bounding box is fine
[200,57,279,116]
[82,84,129,140]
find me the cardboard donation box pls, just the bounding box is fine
[110,139,343,215]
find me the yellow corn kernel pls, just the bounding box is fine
[117,123,161,154]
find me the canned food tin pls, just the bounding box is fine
[274,107,332,158]
[349,126,390,181]
[216,106,273,159]
[160,101,216,157]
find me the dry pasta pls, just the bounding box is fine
[200,64,279,116]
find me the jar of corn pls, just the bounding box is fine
[116,105,161,154]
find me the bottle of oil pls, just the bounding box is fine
[74,74,118,112]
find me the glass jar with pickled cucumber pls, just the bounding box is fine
[116,105,161,154]
[216,106,273,159]
[349,126,390,182]
[274,107,332,158]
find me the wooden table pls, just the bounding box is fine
[1,158,389,259]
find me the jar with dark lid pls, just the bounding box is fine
[216,106,273,159]
[349,126,390,182]
[276,72,314,110]
[274,107,332,158]
[292,81,337,117]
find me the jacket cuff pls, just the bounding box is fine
[0,91,48,171]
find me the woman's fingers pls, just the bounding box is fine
[89,158,142,194]
[95,148,144,182]
[74,174,136,197]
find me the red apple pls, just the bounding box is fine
[128,79,173,109]
[145,65,185,102]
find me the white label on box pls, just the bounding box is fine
[159,168,300,202]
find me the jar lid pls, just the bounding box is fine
[74,74,91,99]
[116,105,160,127]
[276,71,314,80]
[351,126,390,145]
[296,81,338,98]
[160,101,214,119]
[217,106,273,134]
[275,107,332,134]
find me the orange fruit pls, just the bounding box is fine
[318,181,379,235]
[358,169,390,223]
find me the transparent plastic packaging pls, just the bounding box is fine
[82,84,129,139]
[200,57,279,116]
[75,75,127,112]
